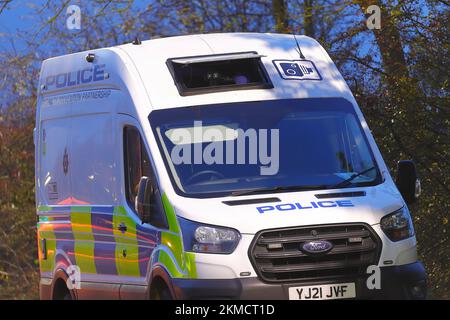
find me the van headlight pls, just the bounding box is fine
[380,207,415,242]
[179,217,240,254]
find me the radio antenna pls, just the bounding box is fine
[293,33,306,59]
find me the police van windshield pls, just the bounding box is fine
[149,98,381,198]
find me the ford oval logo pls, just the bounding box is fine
[301,240,333,254]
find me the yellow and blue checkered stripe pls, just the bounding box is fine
[37,195,196,280]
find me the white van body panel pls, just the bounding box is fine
[116,33,355,109]
[170,185,402,234]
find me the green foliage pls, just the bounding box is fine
[0,101,38,299]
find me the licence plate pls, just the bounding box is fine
[288,283,356,300]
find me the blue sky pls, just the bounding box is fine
[0,1,45,52]
[0,1,37,31]
[0,0,154,54]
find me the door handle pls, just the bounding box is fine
[117,222,127,232]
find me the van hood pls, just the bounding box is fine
[170,183,404,234]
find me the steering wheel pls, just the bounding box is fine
[186,170,225,184]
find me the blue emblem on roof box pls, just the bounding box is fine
[273,60,322,81]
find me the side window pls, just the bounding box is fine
[123,126,167,228]
[40,119,71,205]
[124,127,145,204]
[71,114,116,204]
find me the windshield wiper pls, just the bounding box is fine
[231,185,330,197]
[230,167,378,197]
[331,166,377,189]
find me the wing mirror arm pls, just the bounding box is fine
[135,176,154,224]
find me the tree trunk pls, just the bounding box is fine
[358,0,410,89]
[303,0,314,37]
[272,0,289,33]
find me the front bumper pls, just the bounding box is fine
[172,261,427,300]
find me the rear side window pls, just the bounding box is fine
[39,118,71,205]
[167,52,273,96]
[71,114,116,205]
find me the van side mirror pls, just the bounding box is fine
[396,160,421,204]
[136,176,154,223]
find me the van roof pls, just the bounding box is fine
[39,33,354,111]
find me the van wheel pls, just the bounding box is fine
[53,278,73,300]
[150,279,173,300]
[155,286,172,300]
[63,292,73,300]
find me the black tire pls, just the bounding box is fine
[152,282,172,300]
[53,278,73,300]
[157,286,172,300]
[62,292,73,300]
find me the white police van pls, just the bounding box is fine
[35,33,426,300]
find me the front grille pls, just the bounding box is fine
[249,223,381,283]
